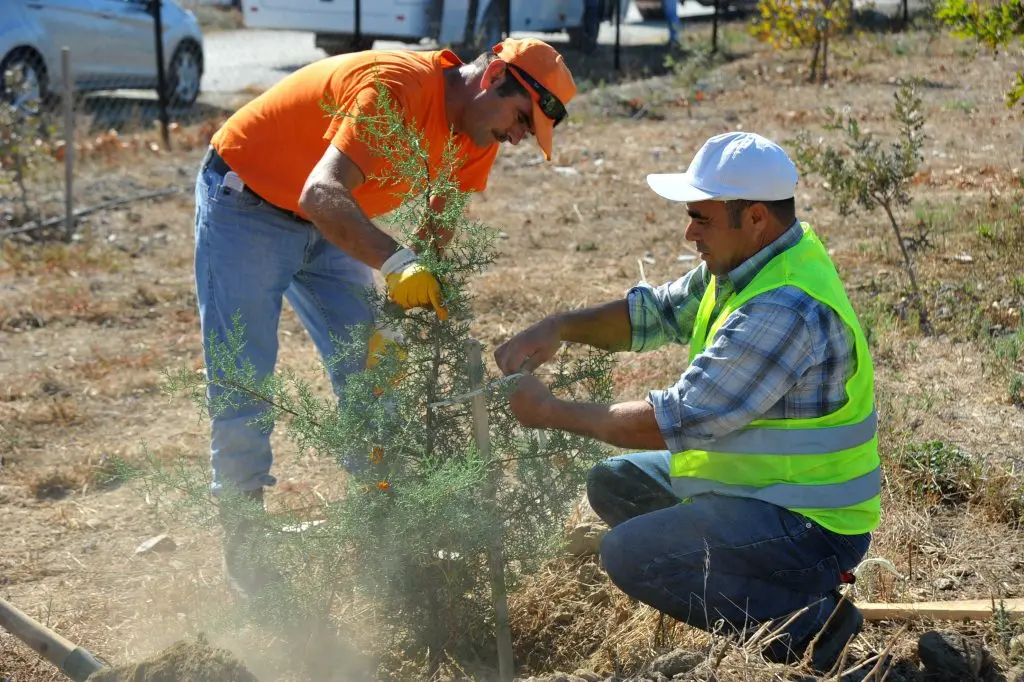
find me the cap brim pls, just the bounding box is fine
[646,173,718,202]
[533,101,554,161]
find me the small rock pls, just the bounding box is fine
[933,577,956,591]
[577,562,601,584]
[571,671,600,682]
[917,630,999,682]
[564,523,606,556]
[134,534,176,555]
[564,495,608,556]
[1005,666,1024,682]
[885,658,924,682]
[1010,633,1024,660]
[946,565,976,579]
[646,648,703,678]
[530,674,587,682]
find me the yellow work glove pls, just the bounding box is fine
[366,326,408,396]
[381,247,448,321]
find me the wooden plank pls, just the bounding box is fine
[859,598,1024,622]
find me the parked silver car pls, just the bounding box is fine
[0,0,205,109]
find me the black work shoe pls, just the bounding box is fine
[805,592,864,674]
[219,488,282,599]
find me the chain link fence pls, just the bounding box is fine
[0,0,243,241]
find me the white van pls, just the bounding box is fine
[239,0,629,55]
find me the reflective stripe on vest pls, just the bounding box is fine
[672,466,882,510]
[710,409,877,455]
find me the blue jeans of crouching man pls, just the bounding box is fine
[194,153,374,495]
[587,451,871,658]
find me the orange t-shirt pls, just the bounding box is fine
[210,49,498,219]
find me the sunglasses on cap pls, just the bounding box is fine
[507,63,567,128]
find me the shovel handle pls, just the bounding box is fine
[0,597,105,681]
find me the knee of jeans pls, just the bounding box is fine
[586,458,628,501]
[586,462,615,517]
[598,524,638,588]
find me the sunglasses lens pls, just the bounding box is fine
[540,93,566,126]
[511,64,566,126]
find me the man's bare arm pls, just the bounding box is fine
[550,399,667,450]
[554,299,633,351]
[509,374,668,450]
[495,299,633,375]
[298,145,399,269]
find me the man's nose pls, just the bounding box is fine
[516,120,534,144]
[684,219,700,242]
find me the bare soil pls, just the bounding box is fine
[2,24,1023,682]
[85,636,257,682]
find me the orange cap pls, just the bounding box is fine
[492,38,576,161]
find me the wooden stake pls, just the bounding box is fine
[466,339,514,682]
[859,598,1024,622]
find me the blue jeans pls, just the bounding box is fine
[587,451,870,656]
[663,0,682,43]
[194,158,374,494]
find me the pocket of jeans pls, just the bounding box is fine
[769,554,842,594]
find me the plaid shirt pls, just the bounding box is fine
[627,221,856,453]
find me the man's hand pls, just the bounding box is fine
[415,224,454,253]
[381,248,448,320]
[508,374,556,429]
[366,328,407,395]
[494,317,563,375]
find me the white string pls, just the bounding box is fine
[848,557,906,600]
[427,372,525,409]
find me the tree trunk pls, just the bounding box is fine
[808,37,821,83]
[821,27,829,84]
[880,200,932,335]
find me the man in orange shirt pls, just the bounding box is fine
[194,38,576,596]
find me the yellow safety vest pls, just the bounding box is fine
[671,223,881,535]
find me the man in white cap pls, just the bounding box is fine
[494,131,880,672]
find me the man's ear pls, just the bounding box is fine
[481,59,508,91]
[749,202,771,234]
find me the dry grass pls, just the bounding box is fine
[1,24,1023,682]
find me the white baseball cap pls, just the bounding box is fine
[646,132,798,203]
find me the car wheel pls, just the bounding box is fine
[0,50,47,115]
[319,36,375,56]
[167,42,202,107]
[635,0,666,20]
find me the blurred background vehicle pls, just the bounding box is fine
[633,0,757,17]
[240,0,631,55]
[0,0,205,110]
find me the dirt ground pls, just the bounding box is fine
[2,22,1023,682]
